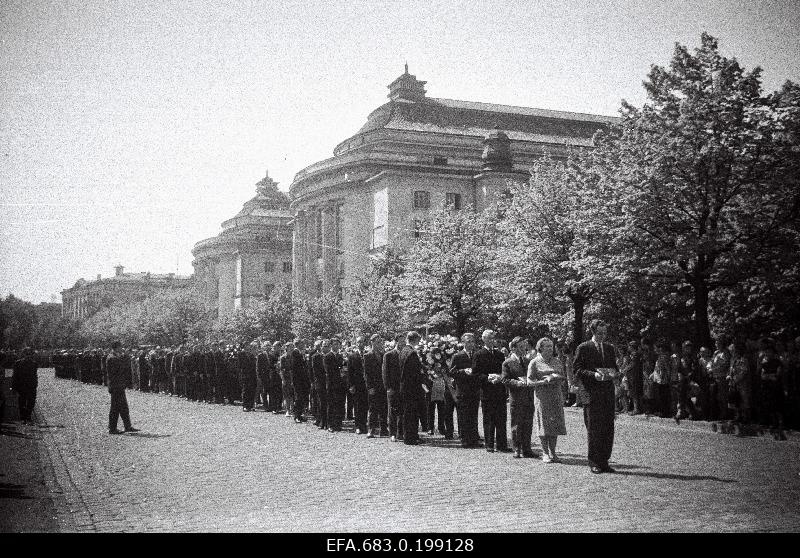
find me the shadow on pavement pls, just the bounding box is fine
[0,482,33,500]
[615,470,737,483]
[125,432,171,439]
[0,429,39,440]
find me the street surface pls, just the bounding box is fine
[4,370,800,532]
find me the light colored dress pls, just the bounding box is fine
[527,355,567,436]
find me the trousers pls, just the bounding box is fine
[109,390,132,431]
[510,403,533,453]
[481,397,508,450]
[387,391,404,438]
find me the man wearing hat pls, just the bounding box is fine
[106,341,140,434]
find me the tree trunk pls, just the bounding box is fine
[692,280,713,348]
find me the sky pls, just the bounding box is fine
[1,0,798,304]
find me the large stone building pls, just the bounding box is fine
[288,67,619,299]
[192,172,293,318]
[61,266,191,320]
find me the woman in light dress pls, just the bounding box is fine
[527,337,567,463]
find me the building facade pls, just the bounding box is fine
[288,67,619,299]
[61,265,191,320]
[192,171,293,318]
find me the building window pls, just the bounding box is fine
[264,283,275,296]
[264,262,275,273]
[283,261,292,273]
[413,219,425,239]
[446,192,462,210]
[433,156,448,166]
[413,190,430,210]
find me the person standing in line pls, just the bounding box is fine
[449,333,482,448]
[324,337,347,432]
[12,347,39,424]
[573,319,619,474]
[728,339,752,426]
[501,337,536,458]
[474,329,510,453]
[382,332,406,442]
[363,334,388,438]
[346,337,368,434]
[312,340,329,429]
[106,341,140,435]
[426,346,454,439]
[652,340,674,418]
[239,343,258,412]
[528,337,567,463]
[256,342,272,410]
[398,331,426,445]
[675,340,700,421]
[291,339,310,423]
[758,339,788,440]
[279,342,294,417]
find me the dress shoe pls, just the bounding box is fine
[497,447,513,453]
[390,435,397,442]
[109,429,123,435]
[513,451,522,458]
[486,448,495,453]
[366,431,374,438]
[550,455,563,464]
[294,418,302,423]
[522,452,539,459]
[124,427,141,433]
[355,428,363,435]
[590,466,604,474]
[542,454,553,463]
[328,427,335,433]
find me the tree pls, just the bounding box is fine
[497,158,612,346]
[292,291,346,341]
[214,286,293,345]
[588,33,800,346]
[400,208,497,337]
[341,250,408,339]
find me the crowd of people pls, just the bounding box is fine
[3,325,798,463]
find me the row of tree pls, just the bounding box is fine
[2,34,798,351]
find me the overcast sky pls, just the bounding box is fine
[1,0,798,304]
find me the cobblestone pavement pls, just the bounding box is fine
[17,371,800,532]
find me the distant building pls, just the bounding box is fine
[61,266,191,320]
[191,171,293,318]
[288,67,619,299]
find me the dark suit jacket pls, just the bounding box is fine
[448,350,481,402]
[291,348,309,393]
[573,340,619,392]
[474,346,506,401]
[501,354,532,407]
[312,352,326,388]
[363,351,385,394]
[346,350,366,392]
[106,353,131,392]
[382,348,401,394]
[323,351,346,392]
[398,345,424,400]
[12,358,38,391]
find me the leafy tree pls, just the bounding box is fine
[341,251,408,339]
[587,33,800,346]
[400,208,497,337]
[292,291,346,341]
[213,286,293,345]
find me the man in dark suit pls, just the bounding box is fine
[501,336,537,458]
[475,329,511,453]
[312,340,328,429]
[399,331,426,445]
[291,340,310,422]
[449,333,482,448]
[363,334,388,438]
[346,337,368,434]
[239,343,258,411]
[382,332,406,442]
[573,319,619,473]
[106,341,140,434]
[12,348,39,424]
[324,337,347,432]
